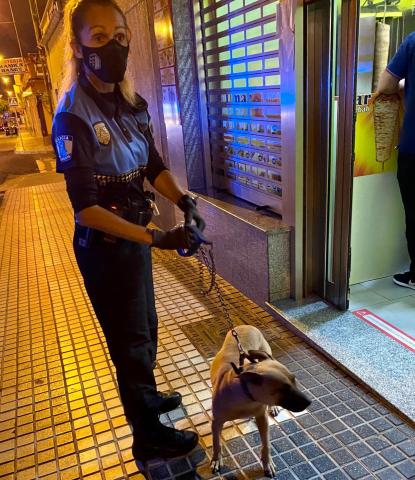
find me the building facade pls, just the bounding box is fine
[39,0,415,313]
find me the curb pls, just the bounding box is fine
[14,148,54,155]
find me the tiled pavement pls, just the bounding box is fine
[0,182,415,480]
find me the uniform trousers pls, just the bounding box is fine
[74,228,160,424]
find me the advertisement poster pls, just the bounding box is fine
[354,94,401,177]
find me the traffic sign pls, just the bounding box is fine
[8,97,18,107]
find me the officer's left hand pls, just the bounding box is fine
[177,194,206,231]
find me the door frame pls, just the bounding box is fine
[304,0,359,310]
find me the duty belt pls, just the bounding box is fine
[76,197,156,248]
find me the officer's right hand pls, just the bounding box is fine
[149,225,201,250]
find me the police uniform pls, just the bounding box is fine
[52,73,168,425]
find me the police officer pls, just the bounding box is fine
[53,0,206,464]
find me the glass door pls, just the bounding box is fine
[304,0,359,309]
[322,0,359,309]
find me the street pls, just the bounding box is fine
[0,132,59,188]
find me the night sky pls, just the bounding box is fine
[0,0,48,58]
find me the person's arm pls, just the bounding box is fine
[142,118,186,203]
[377,70,401,95]
[377,33,413,96]
[153,169,186,204]
[76,205,153,244]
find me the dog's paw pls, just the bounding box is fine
[210,458,223,474]
[263,458,277,478]
[268,406,280,418]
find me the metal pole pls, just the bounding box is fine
[14,106,24,150]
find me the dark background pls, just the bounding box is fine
[0,0,48,57]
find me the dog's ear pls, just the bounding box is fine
[247,350,273,362]
[240,371,263,385]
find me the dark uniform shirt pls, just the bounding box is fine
[52,74,167,213]
[387,32,415,155]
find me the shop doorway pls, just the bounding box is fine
[349,1,415,347]
[305,0,415,345]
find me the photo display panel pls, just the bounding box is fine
[200,0,282,211]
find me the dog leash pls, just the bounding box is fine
[196,243,249,372]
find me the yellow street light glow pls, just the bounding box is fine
[0,55,3,62]
[6,90,13,96]
[2,77,10,84]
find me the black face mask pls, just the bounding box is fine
[81,39,129,83]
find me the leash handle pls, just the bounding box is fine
[176,224,211,257]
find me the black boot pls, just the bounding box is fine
[132,421,199,463]
[156,391,182,414]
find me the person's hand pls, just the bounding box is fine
[149,225,204,250]
[177,194,206,231]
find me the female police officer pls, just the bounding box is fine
[52,0,206,465]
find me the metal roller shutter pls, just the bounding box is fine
[199,0,281,212]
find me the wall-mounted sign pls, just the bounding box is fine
[0,57,27,75]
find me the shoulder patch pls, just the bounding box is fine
[93,122,111,145]
[55,135,73,162]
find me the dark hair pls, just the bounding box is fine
[71,0,128,41]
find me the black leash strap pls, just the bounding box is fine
[197,244,247,370]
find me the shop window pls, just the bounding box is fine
[200,0,281,210]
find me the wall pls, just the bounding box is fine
[45,21,65,108]
[350,172,409,284]
[120,0,178,229]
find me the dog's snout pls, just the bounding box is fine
[280,390,311,413]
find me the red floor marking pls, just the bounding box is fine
[353,308,415,354]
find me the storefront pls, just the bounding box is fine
[273,0,415,421]
[183,0,415,419]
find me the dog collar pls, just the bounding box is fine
[240,376,256,402]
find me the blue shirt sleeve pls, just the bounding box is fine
[52,112,98,213]
[52,112,95,172]
[387,33,415,80]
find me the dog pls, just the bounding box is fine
[210,325,311,478]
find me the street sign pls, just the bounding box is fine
[0,57,27,75]
[8,97,18,107]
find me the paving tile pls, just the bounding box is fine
[375,468,404,480]
[311,454,338,473]
[361,454,388,472]
[343,462,371,479]
[280,449,307,466]
[291,462,319,479]
[324,471,350,480]
[395,459,415,478]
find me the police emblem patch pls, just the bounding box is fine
[55,135,73,162]
[93,122,111,145]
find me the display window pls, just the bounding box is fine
[199,0,281,211]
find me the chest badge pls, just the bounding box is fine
[93,122,111,145]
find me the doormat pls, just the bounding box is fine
[181,313,284,360]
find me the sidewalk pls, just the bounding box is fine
[0,182,414,480]
[14,130,54,155]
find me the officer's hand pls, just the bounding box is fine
[150,225,202,250]
[177,194,206,231]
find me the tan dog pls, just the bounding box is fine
[210,325,311,478]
